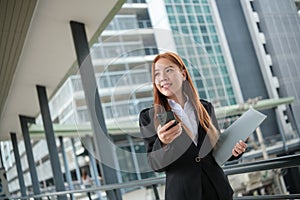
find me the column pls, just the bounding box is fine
[10,133,27,197]
[70,20,122,200]
[19,115,41,200]
[36,85,67,200]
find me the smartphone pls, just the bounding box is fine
[157,110,178,130]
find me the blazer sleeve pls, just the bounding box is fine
[139,107,193,172]
[202,100,245,161]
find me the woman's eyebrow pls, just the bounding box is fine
[154,65,174,71]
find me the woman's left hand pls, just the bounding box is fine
[232,140,247,157]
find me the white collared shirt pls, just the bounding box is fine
[168,97,198,144]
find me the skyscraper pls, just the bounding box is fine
[148,0,243,108]
[216,0,300,193]
[216,0,300,139]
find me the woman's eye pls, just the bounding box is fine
[166,68,173,73]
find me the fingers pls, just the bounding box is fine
[157,122,182,145]
[160,120,177,132]
[232,140,248,157]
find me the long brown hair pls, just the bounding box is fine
[152,51,211,132]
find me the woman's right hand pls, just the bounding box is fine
[157,121,182,145]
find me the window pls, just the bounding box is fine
[200,26,207,33]
[203,6,210,13]
[224,77,231,85]
[188,15,196,23]
[203,36,210,44]
[250,1,256,12]
[176,6,183,13]
[226,87,234,95]
[212,35,219,43]
[179,15,186,23]
[206,16,213,23]
[166,5,174,13]
[187,47,194,55]
[215,78,222,86]
[183,36,192,44]
[171,26,179,32]
[209,56,216,65]
[196,79,204,89]
[181,26,189,34]
[214,45,222,53]
[197,15,204,23]
[220,65,227,74]
[168,16,177,23]
[209,25,216,33]
[98,75,110,88]
[191,25,199,34]
[175,37,183,46]
[178,48,185,55]
[256,22,262,32]
[218,88,225,96]
[193,36,201,43]
[230,98,236,105]
[185,5,193,13]
[208,90,216,98]
[199,90,207,99]
[203,68,210,76]
[263,44,269,54]
[269,65,275,76]
[205,46,213,54]
[211,67,219,75]
[195,6,202,13]
[218,56,225,64]
[200,57,209,65]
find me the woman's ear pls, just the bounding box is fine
[182,69,187,81]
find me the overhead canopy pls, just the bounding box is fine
[0,0,126,141]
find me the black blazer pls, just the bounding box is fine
[139,99,234,200]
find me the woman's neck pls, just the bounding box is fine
[169,93,186,108]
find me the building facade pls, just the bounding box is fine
[215,0,300,194]
[215,0,300,140]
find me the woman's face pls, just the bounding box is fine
[154,58,186,100]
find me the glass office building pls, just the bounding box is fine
[148,0,243,107]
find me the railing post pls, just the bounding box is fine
[152,184,160,200]
[59,136,74,200]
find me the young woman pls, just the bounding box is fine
[139,52,247,200]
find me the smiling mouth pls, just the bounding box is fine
[161,83,171,89]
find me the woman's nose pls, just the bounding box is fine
[156,72,167,83]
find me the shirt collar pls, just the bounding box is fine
[167,94,189,110]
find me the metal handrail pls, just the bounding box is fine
[223,153,300,175]
[234,194,300,200]
[3,154,300,200]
